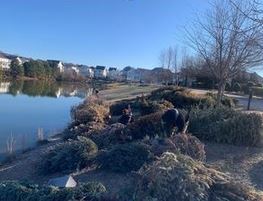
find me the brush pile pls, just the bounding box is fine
[150,133,206,161]
[71,96,110,125]
[134,152,262,201]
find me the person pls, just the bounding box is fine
[118,105,134,125]
[161,108,186,137]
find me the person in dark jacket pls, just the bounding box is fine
[161,108,186,137]
[118,105,134,125]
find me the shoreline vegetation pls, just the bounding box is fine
[0,84,263,200]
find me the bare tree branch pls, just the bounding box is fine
[186,0,263,105]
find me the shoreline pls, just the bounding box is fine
[0,84,263,198]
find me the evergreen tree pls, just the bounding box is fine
[10,59,24,78]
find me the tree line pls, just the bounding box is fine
[10,59,60,80]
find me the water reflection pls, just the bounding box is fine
[1,80,94,98]
[0,80,94,157]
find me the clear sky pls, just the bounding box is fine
[0,0,210,69]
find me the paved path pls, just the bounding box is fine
[190,88,263,111]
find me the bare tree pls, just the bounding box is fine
[159,50,166,68]
[159,46,177,70]
[166,46,173,70]
[172,46,178,85]
[229,0,263,26]
[186,0,263,105]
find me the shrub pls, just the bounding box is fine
[233,82,241,92]
[71,96,109,125]
[225,82,231,91]
[40,137,98,174]
[134,152,262,201]
[150,133,206,161]
[96,143,153,173]
[140,100,174,116]
[0,181,107,201]
[189,107,263,146]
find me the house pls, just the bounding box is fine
[14,57,28,65]
[108,67,119,80]
[126,69,142,82]
[151,67,173,84]
[95,66,107,79]
[126,68,152,83]
[47,60,64,73]
[78,65,94,78]
[0,53,11,70]
[71,66,80,74]
[47,175,77,188]
[121,66,135,80]
[87,66,95,78]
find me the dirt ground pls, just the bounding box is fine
[205,142,263,191]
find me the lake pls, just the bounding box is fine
[0,80,93,156]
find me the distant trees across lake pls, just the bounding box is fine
[10,60,59,80]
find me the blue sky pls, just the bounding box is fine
[0,0,210,69]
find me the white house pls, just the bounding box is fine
[14,57,28,65]
[78,65,94,78]
[126,69,144,82]
[47,60,64,73]
[108,67,119,80]
[0,54,11,70]
[95,66,107,79]
[87,67,95,78]
[71,66,80,74]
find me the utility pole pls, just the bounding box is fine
[247,88,253,110]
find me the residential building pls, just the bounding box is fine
[78,65,94,78]
[71,66,80,74]
[94,66,107,78]
[151,67,173,84]
[108,67,119,80]
[0,54,11,70]
[126,68,152,83]
[87,66,95,78]
[121,66,135,80]
[14,57,28,65]
[47,60,64,73]
[126,68,142,82]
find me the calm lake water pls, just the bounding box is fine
[0,80,93,156]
